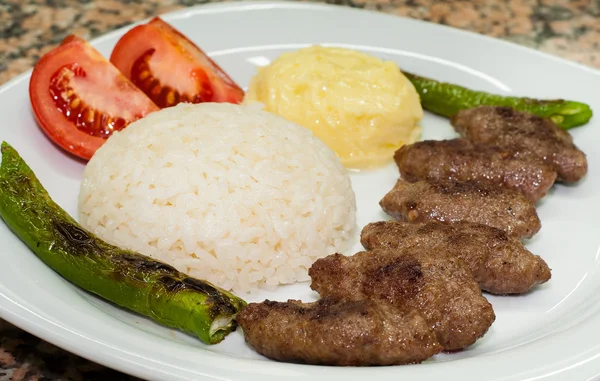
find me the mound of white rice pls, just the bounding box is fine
[78,102,356,293]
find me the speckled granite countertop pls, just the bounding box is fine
[3,0,600,85]
[1,0,599,379]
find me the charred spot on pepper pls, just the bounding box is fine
[113,253,179,275]
[184,278,238,313]
[183,278,239,315]
[10,174,35,194]
[156,276,239,316]
[522,98,565,106]
[158,276,186,293]
[52,219,99,255]
[182,277,221,297]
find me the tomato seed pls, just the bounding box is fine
[49,64,130,138]
[131,48,210,108]
[150,83,162,97]
[138,70,150,81]
[70,98,80,109]
[165,91,176,107]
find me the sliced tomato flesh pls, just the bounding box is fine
[110,17,244,108]
[49,63,128,138]
[130,48,214,106]
[29,35,159,160]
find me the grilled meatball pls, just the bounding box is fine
[451,106,587,183]
[361,221,551,294]
[394,139,557,201]
[237,298,442,366]
[309,248,495,351]
[380,179,541,238]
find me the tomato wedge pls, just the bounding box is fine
[29,35,159,160]
[110,17,244,108]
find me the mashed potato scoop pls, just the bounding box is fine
[245,46,423,169]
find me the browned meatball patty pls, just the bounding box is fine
[237,298,442,366]
[309,248,496,351]
[394,139,557,202]
[380,179,541,238]
[451,106,587,183]
[361,221,551,294]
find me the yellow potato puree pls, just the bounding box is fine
[244,46,423,169]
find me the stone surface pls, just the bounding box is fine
[1,0,599,85]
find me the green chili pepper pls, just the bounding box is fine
[0,142,246,344]
[404,72,593,130]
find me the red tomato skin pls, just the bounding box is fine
[29,35,159,160]
[110,17,244,108]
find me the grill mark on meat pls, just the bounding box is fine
[237,297,443,366]
[430,180,503,196]
[364,259,423,303]
[309,248,495,351]
[394,138,557,201]
[451,106,587,183]
[361,221,551,294]
[380,178,541,238]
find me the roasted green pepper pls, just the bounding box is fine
[0,142,246,344]
[404,72,593,130]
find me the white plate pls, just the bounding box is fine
[1,2,600,380]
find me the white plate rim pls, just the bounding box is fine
[1,2,600,381]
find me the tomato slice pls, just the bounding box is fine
[110,17,244,108]
[29,35,159,160]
